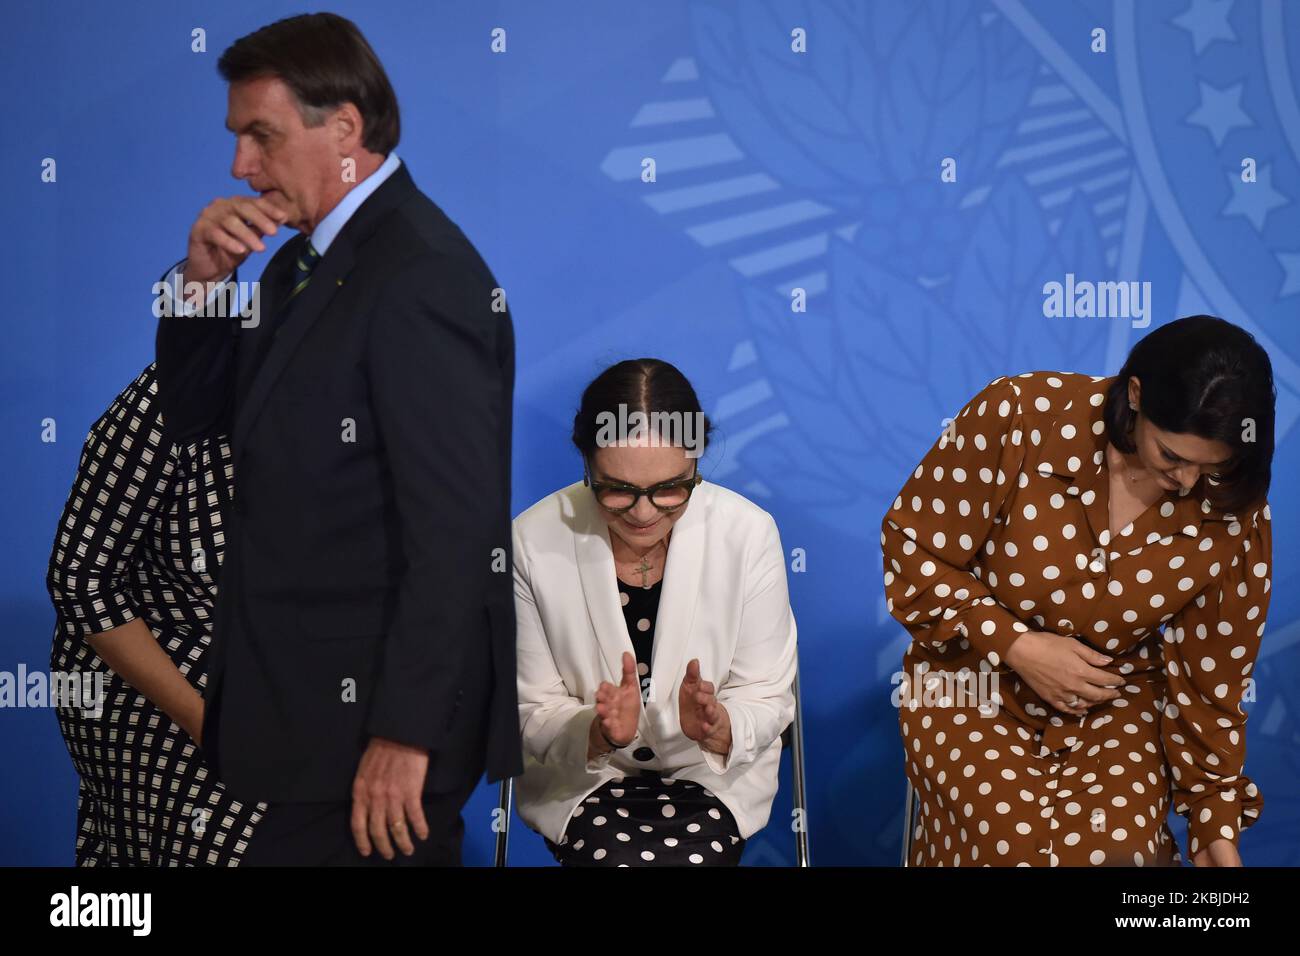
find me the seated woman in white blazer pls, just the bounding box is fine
[512,358,799,866]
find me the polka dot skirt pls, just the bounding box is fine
[545,773,744,866]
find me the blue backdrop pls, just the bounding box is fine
[3,0,1297,866]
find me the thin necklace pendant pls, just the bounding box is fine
[1109,444,1147,483]
[619,534,668,590]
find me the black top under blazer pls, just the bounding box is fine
[154,161,522,803]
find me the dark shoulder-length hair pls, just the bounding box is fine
[571,358,714,464]
[217,13,400,155]
[1103,315,1275,513]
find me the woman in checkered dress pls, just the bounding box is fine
[46,363,263,865]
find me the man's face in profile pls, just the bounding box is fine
[225,74,336,235]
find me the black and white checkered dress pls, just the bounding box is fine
[46,363,264,866]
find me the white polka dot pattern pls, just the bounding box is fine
[883,371,1272,865]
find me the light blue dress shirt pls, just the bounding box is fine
[166,151,402,316]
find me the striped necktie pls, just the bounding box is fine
[286,238,322,303]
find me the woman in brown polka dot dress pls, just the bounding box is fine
[881,316,1275,867]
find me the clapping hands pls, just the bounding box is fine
[679,658,731,759]
[593,651,641,748]
[590,655,732,763]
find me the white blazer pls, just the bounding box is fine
[511,478,798,844]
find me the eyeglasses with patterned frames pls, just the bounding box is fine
[582,458,703,514]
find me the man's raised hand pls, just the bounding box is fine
[185,195,288,286]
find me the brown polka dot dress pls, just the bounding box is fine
[881,371,1272,867]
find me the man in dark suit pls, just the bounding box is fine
[154,12,521,865]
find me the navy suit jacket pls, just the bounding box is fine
[155,162,522,802]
